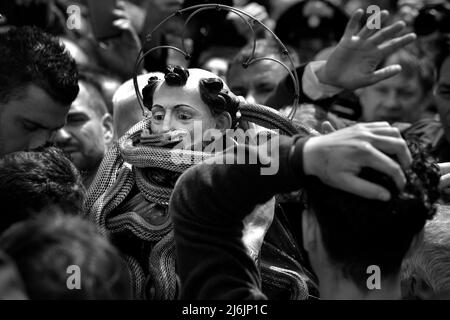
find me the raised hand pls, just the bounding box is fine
[438,162,450,196]
[303,122,412,201]
[228,2,275,40]
[316,9,416,90]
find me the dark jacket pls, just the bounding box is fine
[170,135,310,299]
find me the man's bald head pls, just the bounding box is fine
[79,80,109,118]
[112,73,163,139]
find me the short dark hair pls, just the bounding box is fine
[0,147,85,233]
[78,72,109,117]
[142,65,240,123]
[304,138,440,290]
[0,26,79,105]
[0,213,132,299]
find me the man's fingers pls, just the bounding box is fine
[343,9,364,38]
[367,64,402,85]
[236,96,246,104]
[362,121,391,128]
[359,122,402,138]
[438,162,450,175]
[113,9,128,19]
[339,174,391,201]
[367,126,402,138]
[321,121,336,134]
[439,173,450,189]
[369,20,406,45]
[113,19,131,31]
[364,145,407,191]
[369,134,412,169]
[116,1,126,9]
[378,33,417,56]
[357,10,389,40]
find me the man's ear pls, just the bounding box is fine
[302,208,318,253]
[214,112,232,130]
[101,113,114,146]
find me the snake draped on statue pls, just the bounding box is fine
[84,67,319,300]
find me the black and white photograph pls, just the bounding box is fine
[0,0,449,309]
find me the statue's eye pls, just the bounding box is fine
[177,111,192,121]
[152,111,165,121]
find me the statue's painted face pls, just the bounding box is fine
[151,82,216,139]
[149,69,233,146]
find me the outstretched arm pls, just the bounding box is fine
[266,9,417,109]
[171,122,412,299]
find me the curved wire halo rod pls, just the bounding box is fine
[133,46,189,115]
[246,56,299,119]
[133,3,301,120]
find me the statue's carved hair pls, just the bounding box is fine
[142,65,239,122]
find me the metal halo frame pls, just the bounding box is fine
[132,3,301,120]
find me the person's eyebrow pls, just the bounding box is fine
[173,104,195,110]
[152,104,195,110]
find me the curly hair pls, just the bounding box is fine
[0,26,79,105]
[0,147,85,233]
[304,137,440,290]
[142,65,239,122]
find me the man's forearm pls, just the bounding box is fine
[171,135,309,299]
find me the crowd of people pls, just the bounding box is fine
[0,0,450,300]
